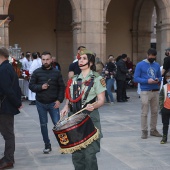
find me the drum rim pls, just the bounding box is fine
[53,115,90,133]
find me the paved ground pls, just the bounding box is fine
[0,89,170,170]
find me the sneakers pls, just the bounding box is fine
[43,143,52,154]
[141,130,148,139]
[160,135,167,144]
[150,130,162,137]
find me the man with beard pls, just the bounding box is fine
[29,51,65,154]
[162,48,170,85]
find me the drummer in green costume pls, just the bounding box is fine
[60,49,106,170]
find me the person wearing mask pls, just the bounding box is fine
[134,48,162,139]
[159,71,170,144]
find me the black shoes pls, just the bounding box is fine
[0,157,14,169]
[117,99,128,102]
[117,100,125,102]
[160,135,167,144]
[29,101,36,105]
[43,143,52,154]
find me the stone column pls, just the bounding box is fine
[131,29,138,64]
[4,19,10,48]
[72,21,82,56]
[137,31,152,62]
[155,24,162,64]
[78,0,105,61]
[158,23,170,65]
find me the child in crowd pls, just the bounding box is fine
[159,71,170,144]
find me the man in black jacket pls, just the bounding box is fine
[116,54,131,102]
[162,47,170,85]
[29,51,65,154]
[0,47,22,169]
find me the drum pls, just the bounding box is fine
[53,113,99,154]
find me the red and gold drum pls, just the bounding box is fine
[53,113,99,154]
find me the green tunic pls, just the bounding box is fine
[70,70,106,105]
[69,70,106,170]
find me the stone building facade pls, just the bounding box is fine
[0,0,170,80]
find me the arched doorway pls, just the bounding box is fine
[106,0,135,61]
[8,0,73,81]
[105,0,168,65]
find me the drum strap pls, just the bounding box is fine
[72,77,82,113]
[82,75,95,108]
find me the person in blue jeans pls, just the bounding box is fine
[29,51,65,154]
[104,56,117,104]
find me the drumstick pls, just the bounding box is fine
[57,101,98,125]
[67,101,98,119]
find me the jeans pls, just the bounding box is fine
[140,91,159,131]
[36,100,60,144]
[106,78,115,102]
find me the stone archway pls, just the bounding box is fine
[0,0,11,47]
[7,0,74,81]
[68,0,82,55]
[132,0,170,64]
[105,0,135,60]
[104,0,170,65]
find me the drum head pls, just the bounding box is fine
[54,113,87,131]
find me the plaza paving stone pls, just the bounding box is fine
[0,89,169,170]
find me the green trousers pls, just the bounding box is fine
[71,109,102,170]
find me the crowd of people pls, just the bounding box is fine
[19,52,61,105]
[1,46,170,170]
[96,54,134,104]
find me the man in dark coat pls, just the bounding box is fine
[29,51,65,154]
[0,47,22,169]
[116,54,131,102]
[162,48,170,85]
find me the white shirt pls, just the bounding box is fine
[25,60,32,71]
[37,57,42,67]
[29,59,41,75]
[20,57,27,70]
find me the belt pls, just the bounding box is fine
[149,89,159,92]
